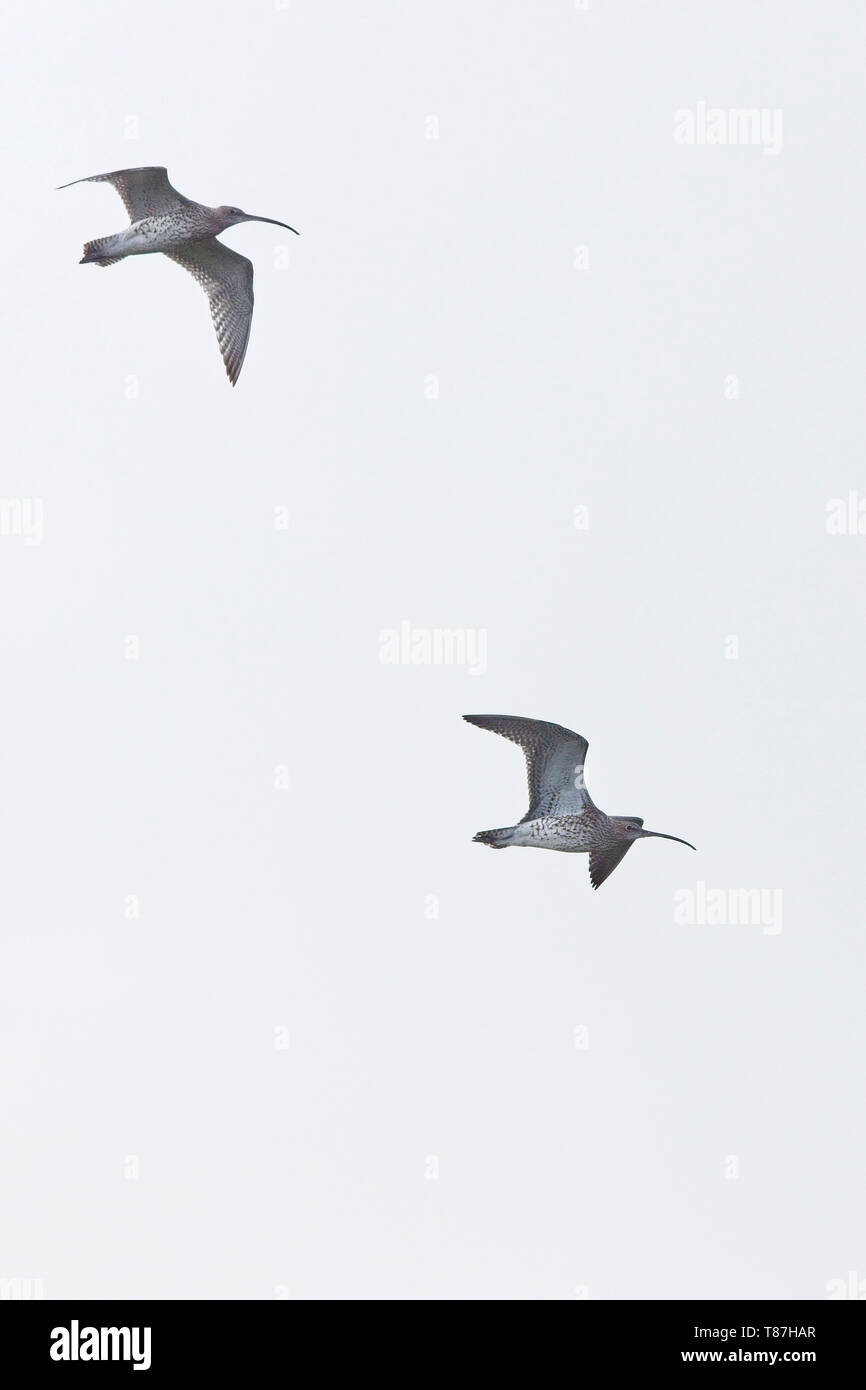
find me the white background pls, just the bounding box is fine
[1,0,864,1299]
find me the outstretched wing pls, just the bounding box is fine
[588,841,633,890]
[58,167,186,220]
[463,715,593,820]
[164,240,254,386]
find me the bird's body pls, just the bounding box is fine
[59,166,298,384]
[86,208,218,260]
[489,812,600,852]
[464,714,695,888]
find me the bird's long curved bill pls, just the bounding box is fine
[642,830,697,850]
[247,215,299,235]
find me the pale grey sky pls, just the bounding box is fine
[0,0,864,1299]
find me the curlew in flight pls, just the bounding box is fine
[464,714,696,889]
[59,166,298,384]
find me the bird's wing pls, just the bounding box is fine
[463,715,593,819]
[163,240,254,386]
[588,841,634,890]
[57,167,185,219]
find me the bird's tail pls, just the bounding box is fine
[472,826,515,849]
[80,236,124,267]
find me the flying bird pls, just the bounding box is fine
[58,166,298,384]
[464,714,695,889]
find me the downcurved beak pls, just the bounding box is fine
[244,215,299,235]
[640,829,697,850]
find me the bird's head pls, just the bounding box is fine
[215,205,299,235]
[610,816,696,850]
